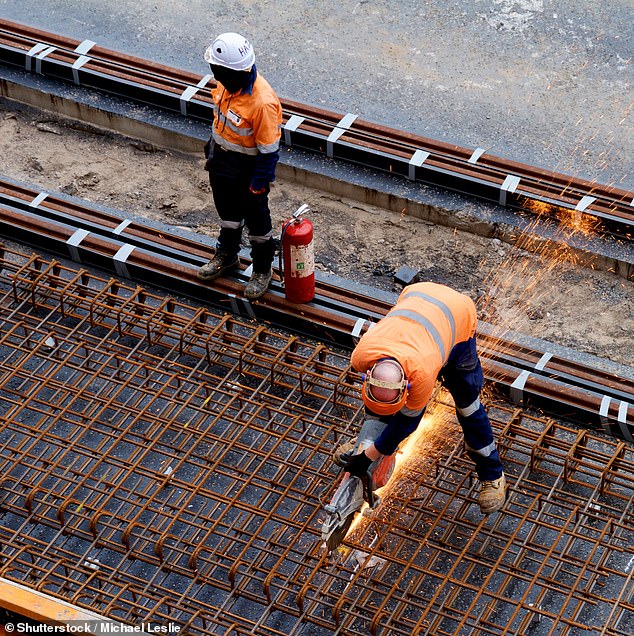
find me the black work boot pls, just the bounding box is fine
[197,250,239,281]
[244,238,275,299]
[244,270,272,300]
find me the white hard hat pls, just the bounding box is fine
[204,32,255,71]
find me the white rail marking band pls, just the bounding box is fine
[113,244,135,279]
[26,44,57,74]
[179,74,213,115]
[575,195,596,213]
[283,115,304,146]
[72,40,96,84]
[534,351,553,372]
[351,318,368,339]
[599,395,612,431]
[499,175,520,206]
[468,147,486,164]
[510,370,531,404]
[66,229,90,263]
[327,113,358,158]
[617,401,633,443]
[408,149,430,180]
[112,219,132,235]
[26,43,51,72]
[29,192,48,208]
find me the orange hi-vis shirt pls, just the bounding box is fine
[351,282,478,412]
[211,74,282,156]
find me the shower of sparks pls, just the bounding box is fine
[477,193,607,349]
[526,198,603,235]
[341,402,449,545]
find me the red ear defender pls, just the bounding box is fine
[360,360,410,415]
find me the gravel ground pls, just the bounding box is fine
[0,0,631,186]
[0,102,632,369]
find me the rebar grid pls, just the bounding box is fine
[0,249,632,636]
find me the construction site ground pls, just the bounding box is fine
[0,102,633,368]
[0,99,633,636]
[0,0,633,631]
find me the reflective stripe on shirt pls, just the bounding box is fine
[400,289,457,347]
[212,129,258,155]
[386,308,448,363]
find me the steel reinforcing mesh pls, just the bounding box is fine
[0,249,632,636]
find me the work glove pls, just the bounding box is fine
[342,451,373,478]
[248,184,268,195]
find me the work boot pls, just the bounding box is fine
[244,270,272,300]
[197,251,239,281]
[478,473,506,514]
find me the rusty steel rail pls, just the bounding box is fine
[0,18,632,242]
[1,175,634,438]
[0,183,632,441]
[0,251,632,634]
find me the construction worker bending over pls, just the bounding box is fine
[197,32,283,300]
[344,282,506,514]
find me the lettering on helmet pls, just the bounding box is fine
[238,43,251,57]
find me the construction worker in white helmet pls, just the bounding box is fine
[197,32,283,300]
[345,282,507,514]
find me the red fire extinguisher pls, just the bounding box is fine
[279,204,315,304]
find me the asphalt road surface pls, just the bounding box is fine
[0,0,632,187]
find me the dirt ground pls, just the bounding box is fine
[1,104,633,368]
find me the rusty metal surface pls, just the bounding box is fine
[0,250,633,635]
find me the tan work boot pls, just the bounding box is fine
[197,251,239,281]
[479,473,506,514]
[244,270,272,300]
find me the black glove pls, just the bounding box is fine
[342,451,373,477]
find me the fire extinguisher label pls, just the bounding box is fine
[290,241,314,278]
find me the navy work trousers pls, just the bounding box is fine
[209,147,275,273]
[439,336,504,481]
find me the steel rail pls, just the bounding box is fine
[0,18,632,242]
[0,181,631,442]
